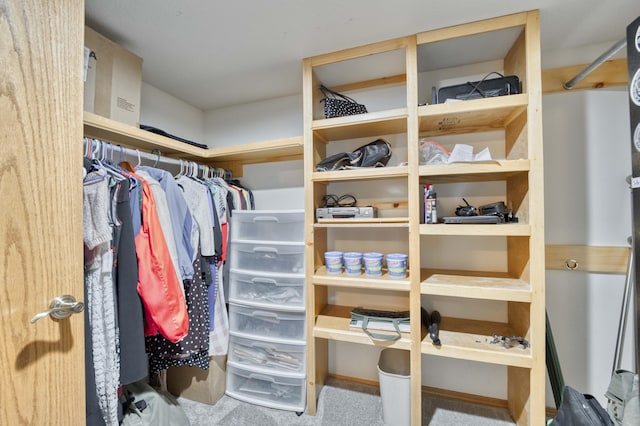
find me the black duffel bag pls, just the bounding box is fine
[316,139,391,171]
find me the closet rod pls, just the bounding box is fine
[84,137,228,177]
[563,38,627,89]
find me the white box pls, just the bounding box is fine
[84,26,142,127]
[228,303,306,342]
[229,269,305,310]
[231,209,305,242]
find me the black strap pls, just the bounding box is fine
[319,85,359,104]
[462,72,506,99]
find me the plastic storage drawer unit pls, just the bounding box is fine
[229,240,305,274]
[229,303,306,342]
[230,210,304,242]
[228,333,306,375]
[229,269,305,310]
[226,362,306,412]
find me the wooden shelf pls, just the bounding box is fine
[418,94,528,136]
[314,266,411,291]
[420,270,531,302]
[419,223,531,236]
[315,217,409,227]
[418,160,530,183]
[312,108,408,140]
[312,166,409,182]
[84,111,206,159]
[84,111,304,165]
[421,316,532,368]
[314,305,412,349]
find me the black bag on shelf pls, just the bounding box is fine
[315,139,391,171]
[435,72,520,104]
[319,85,368,118]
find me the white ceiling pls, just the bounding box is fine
[85,0,640,111]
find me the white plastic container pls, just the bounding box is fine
[363,252,384,277]
[228,332,306,375]
[230,210,305,242]
[324,251,343,275]
[228,303,306,342]
[225,362,306,412]
[229,269,305,309]
[378,348,411,426]
[230,240,305,274]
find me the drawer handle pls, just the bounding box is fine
[252,310,281,323]
[248,373,275,383]
[253,216,279,223]
[253,247,279,255]
[251,277,278,285]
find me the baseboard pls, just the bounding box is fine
[328,373,557,419]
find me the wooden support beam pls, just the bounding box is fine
[542,58,628,94]
[545,244,630,274]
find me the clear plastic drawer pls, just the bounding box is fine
[228,303,306,342]
[228,333,306,375]
[225,362,306,412]
[229,240,305,274]
[230,210,305,242]
[229,269,305,310]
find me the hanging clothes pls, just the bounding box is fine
[145,248,211,374]
[83,169,120,426]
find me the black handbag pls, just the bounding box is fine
[319,85,368,118]
[315,139,391,171]
[434,72,520,104]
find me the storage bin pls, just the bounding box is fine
[229,269,305,309]
[228,332,306,375]
[230,210,304,242]
[226,362,306,412]
[229,303,306,342]
[230,240,305,274]
[378,348,411,426]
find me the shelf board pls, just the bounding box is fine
[418,94,528,136]
[314,305,412,349]
[421,316,532,368]
[419,223,530,236]
[418,160,530,183]
[315,217,409,227]
[312,165,409,182]
[84,112,206,159]
[420,270,531,302]
[312,108,408,140]
[84,112,304,165]
[314,266,411,291]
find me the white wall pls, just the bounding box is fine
[543,89,634,407]
[140,82,205,144]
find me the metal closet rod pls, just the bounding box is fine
[84,137,221,176]
[563,38,627,89]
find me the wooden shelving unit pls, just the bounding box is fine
[303,10,544,425]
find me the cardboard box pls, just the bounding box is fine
[166,356,227,405]
[84,26,142,127]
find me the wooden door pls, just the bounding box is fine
[0,1,85,425]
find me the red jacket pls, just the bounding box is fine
[133,173,189,343]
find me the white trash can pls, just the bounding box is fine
[378,348,411,426]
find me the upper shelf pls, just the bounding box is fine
[84,112,304,166]
[312,108,407,141]
[418,94,528,136]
